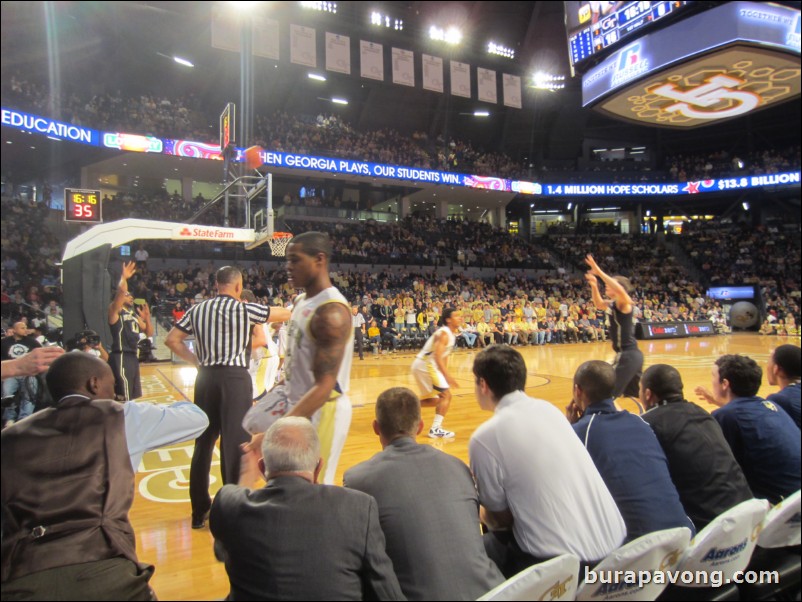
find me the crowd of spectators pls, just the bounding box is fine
[255,112,435,173]
[3,75,524,179]
[3,185,800,341]
[5,74,799,184]
[282,217,555,270]
[4,74,209,141]
[101,189,232,225]
[677,219,801,326]
[665,146,801,182]
[541,231,724,321]
[0,196,63,329]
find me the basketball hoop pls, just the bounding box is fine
[268,232,293,256]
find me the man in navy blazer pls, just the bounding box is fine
[210,417,404,601]
[345,387,504,600]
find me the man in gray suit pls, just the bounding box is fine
[344,388,504,600]
[210,417,404,601]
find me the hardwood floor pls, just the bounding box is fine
[129,333,796,600]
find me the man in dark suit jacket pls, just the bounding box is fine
[344,388,504,600]
[210,416,404,601]
[2,353,154,601]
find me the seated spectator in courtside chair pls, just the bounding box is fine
[345,387,504,600]
[759,319,775,335]
[567,360,696,541]
[765,344,801,428]
[459,321,479,348]
[696,354,801,504]
[1,353,194,600]
[379,320,401,353]
[470,346,626,577]
[639,364,754,531]
[2,321,42,425]
[367,319,382,355]
[210,417,404,601]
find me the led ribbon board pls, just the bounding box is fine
[3,109,800,196]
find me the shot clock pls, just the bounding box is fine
[64,188,102,223]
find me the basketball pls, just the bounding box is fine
[244,145,263,169]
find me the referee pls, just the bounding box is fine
[352,304,366,360]
[165,266,290,529]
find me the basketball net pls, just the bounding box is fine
[267,232,293,256]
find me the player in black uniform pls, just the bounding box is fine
[585,254,644,404]
[108,261,153,400]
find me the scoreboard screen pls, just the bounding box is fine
[566,1,691,68]
[707,286,756,301]
[64,188,102,223]
[581,2,801,127]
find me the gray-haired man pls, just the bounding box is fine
[210,417,404,601]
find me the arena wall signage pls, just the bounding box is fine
[537,173,801,196]
[3,107,800,197]
[582,2,801,127]
[636,320,716,339]
[1,109,101,145]
[706,286,756,301]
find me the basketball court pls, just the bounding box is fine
[128,332,794,600]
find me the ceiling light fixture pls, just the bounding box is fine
[173,56,194,68]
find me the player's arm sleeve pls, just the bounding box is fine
[124,400,209,460]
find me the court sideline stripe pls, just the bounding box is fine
[155,367,193,402]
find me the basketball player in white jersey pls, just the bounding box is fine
[241,290,280,397]
[251,322,280,396]
[411,307,463,438]
[275,319,288,381]
[270,231,353,484]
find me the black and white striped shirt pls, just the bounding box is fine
[176,295,270,367]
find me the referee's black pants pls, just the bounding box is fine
[189,365,252,518]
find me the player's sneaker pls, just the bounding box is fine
[428,426,455,439]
